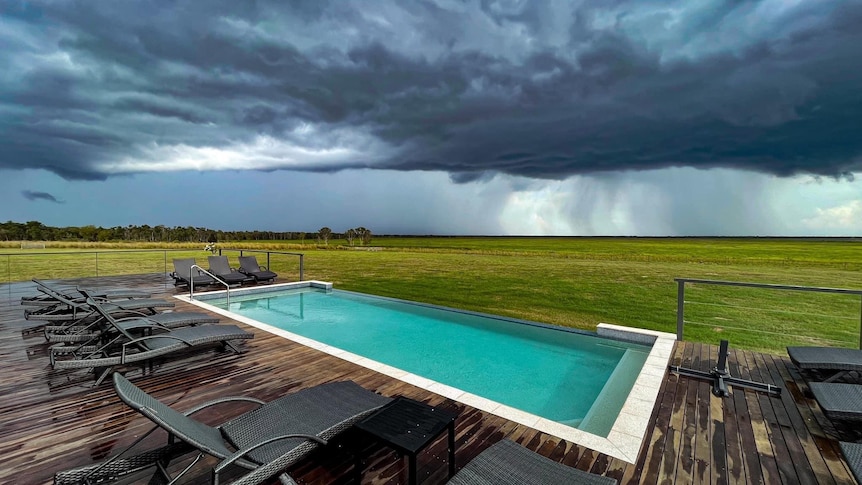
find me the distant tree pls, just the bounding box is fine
[207,232,218,243]
[359,227,373,246]
[318,227,332,246]
[25,220,46,240]
[345,228,357,246]
[79,225,98,242]
[298,232,306,245]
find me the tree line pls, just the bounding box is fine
[0,221,372,245]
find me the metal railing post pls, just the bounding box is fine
[95,253,99,277]
[859,295,862,350]
[190,264,230,306]
[677,280,685,341]
[299,254,304,281]
[266,252,271,272]
[189,266,195,300]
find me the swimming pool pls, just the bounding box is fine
[185,281,676,463]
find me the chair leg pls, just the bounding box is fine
[225,341,243,354]
[94,367,114,386]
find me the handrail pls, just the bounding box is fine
[218,248,304,281]
[2,248,198,287]
[190,264,230,306]
[674,278,862,348]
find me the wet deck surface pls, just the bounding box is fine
[0,274,856,484]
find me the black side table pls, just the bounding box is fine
[354,397,458,485]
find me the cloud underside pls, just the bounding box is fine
[21,190,63,203]
[2,1,861,182]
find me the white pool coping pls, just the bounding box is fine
[178,281,676,463]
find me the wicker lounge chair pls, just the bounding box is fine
[24,285,174,323]
[209,255,254,286]
[21,279,152,307]
[238,256,278,283]
[447,439,616,485]
[787,346,862,382]
[45,304,220,344]
[808,382,862,421]
[171,257,217,288]
[54,374,391,485]
[840,442,862,483]
[51,298,253,385]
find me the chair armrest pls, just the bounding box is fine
[120,334,193,363]
[120,333,190,353]
[114,316,170,331]
[183,396,266,416]
[214,434,328,478]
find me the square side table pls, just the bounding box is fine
[354,397,458,485]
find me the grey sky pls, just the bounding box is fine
[1,1,861,235]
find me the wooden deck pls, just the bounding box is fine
[0,274,857,484]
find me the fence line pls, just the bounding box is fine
[1,248,304,291]
[217,248,304,281]
[675,278,862,349]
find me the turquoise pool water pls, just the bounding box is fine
[214,288,650,436]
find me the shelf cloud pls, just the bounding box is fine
[2,1,861,182]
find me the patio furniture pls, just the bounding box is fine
[54,374,392,485]
[45,305,220,344]
[238,256,278,283]
[354,397,457,485]
[840,442,862,483]
[171,258,217,288]
[787,346,862,382]
[21,279,152,306]
[51,297,253,385]
[808,382,862,421]
[24,285,174,323]
[447,439,617,485]
[209,255,254,286]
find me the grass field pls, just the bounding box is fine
[2,237,861,355]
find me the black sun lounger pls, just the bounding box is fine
[840,442,862,483]
[54,375,391,485]
[24,286,174,323]
[171,258,217,288]
[808,382,862,421]
[787,346,862,382]
[238,255,278,283]
[230,437,618,485]
[21,279,152,306]
[45,307,220,343]
[208,255,253,286]
[51,298,252,385]
[448,439,617,485]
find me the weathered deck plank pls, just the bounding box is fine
[0,275,856,484]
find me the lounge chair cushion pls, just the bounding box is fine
[448,439,617,485]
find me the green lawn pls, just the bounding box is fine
[3,237,861,354]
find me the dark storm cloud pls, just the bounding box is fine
[22,190,63,203]
[1,0,861,181]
